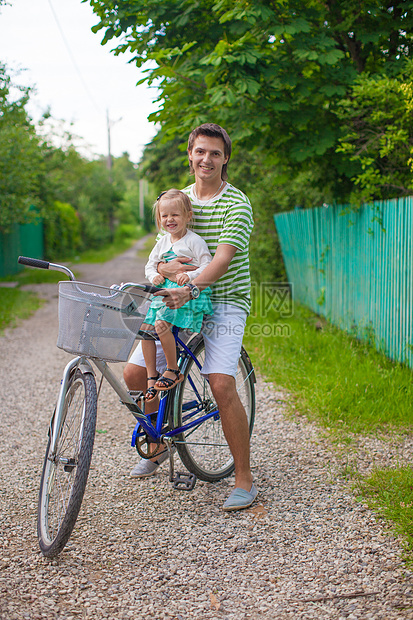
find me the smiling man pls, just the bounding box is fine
[124,123,256,511]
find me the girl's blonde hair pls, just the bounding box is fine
[153,189,193,230]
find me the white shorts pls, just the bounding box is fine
[127,303,247,378]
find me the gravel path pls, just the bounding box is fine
[1,239,413,620]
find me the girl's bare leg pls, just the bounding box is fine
[141,335,160,398]
[141,339,157,379]
[155,320,181,383]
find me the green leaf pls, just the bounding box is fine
[319,49,345,65]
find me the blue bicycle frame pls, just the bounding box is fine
[130,327,219,450]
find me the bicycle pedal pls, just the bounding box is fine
[172,472,197,491]
[123,390,144,404]
[129,390,144,399]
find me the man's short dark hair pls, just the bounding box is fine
[187,123,232,181]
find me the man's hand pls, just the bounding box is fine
[154,285,191,309]
[152,273,165,285]
[158,257,196,281]
[176,272,190,286]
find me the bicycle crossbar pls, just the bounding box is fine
[164,409,218,437]
[131,404,219,445]
[181,400,199,411]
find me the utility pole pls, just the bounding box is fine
[106,109,112,182]
[139,179,147,224]
[106,109,122,238]
[106,109,122,183]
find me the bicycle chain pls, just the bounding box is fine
[135,430,164,459]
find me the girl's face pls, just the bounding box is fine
[159,199,192,239]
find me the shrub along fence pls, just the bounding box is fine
[0,220,44,278]
[274,197,413,368]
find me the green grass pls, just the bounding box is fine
[0,289,43,334]
[244,298,413,435]
[0,268,63,286]
[356,468,413,563]
[0,267,60,332]
[244,291,413,562]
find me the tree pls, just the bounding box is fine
[139,133,189,189]
[337,60,413,203]
[89,0,413,202]
[38,142,138,250]
[0,64,43,232]
[0,57,145,258]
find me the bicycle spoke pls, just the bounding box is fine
[38,370,97,557]
[172,340,255,482]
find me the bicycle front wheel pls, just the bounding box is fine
[37,368,97,557]
[172,338,255,482]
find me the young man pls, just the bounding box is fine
[124,123,257,511]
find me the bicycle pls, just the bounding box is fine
[18,256,256,558]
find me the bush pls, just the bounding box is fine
[44,200,81,259]
[114,223,144,243]
[77,193,111,249]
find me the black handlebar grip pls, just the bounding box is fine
[144,284,167,294]
[18,256,50,269]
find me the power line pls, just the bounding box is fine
[47,0,102,113]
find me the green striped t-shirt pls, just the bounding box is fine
[183,182,254,314]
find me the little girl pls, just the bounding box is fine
[142,189,213,401]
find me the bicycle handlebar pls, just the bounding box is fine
[18,256,75,281]
[18,256,50,270]
[18,256,165,295]
[118,282,165,295]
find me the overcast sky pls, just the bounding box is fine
[0,0,158,162]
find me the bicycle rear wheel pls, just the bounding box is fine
[37,368,97,557]
[172,337,255,482]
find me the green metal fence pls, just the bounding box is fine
[0,220,44,278]
[274,197,413,368]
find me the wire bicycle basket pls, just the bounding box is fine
[57,281,152,362]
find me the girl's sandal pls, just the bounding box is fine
[145,375,161,401]
[154,368,184,392]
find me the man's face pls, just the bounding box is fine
[188,135,229,184]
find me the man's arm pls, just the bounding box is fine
[158,257,197,280]
[192,244,236,291]
[154,244,236,309]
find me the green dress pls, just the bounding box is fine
[144,251,213,333]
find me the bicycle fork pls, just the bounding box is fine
[49,357,89,456]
